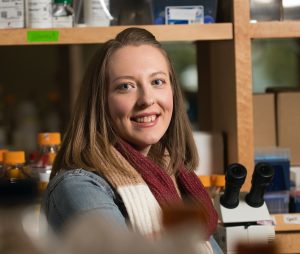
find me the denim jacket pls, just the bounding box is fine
[42,169,128,232]
[42,168,223,254]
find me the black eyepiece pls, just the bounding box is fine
[220,163,247,209]
[245,162,274,207]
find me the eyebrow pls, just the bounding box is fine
[111,75,134,83]
[111,71,168,83]
[149,71,168,77]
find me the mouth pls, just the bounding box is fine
[131,114,158,123]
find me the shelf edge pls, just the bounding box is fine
[250,21,300,39]
[0,23,233,46]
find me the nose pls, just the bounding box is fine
[136,84,154,108]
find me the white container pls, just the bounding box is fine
[193,131,224,176]
[0,0,25,29]
[52,1,74,28]
[282,0,300,20]
[25,0,52,28]
[84,0,111,27]
[250,0,281,21]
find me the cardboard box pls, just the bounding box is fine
[253,93,276,147]
[277,92,300,165]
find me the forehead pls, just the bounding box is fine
[108,45,169,76]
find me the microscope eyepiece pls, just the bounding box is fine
[245,162,274,207]
[220,163,247,209]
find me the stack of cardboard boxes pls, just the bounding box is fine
[253,90,300,166]
[253,90,300,213]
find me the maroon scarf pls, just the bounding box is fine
[115,140,218,239]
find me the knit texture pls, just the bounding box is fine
[96,145,162,235]
[115,140,218,239]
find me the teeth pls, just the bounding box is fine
[135,115,156,123]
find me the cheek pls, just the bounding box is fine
[160,90,174,114]
[108,96,132,119]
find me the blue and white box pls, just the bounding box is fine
[165,5,204,24]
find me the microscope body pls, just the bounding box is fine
[214,192,275,254]
[213,163,276,254]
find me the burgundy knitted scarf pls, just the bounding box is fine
[115,140,218,239]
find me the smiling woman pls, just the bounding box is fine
[42,27,222,254]
[107,44,173,155]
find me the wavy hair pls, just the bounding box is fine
[51,27,198,178]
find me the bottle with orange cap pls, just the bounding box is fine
[211,174,225,198]
[2,151,32,180]
[198,175,212,196]
[198,174,225,199]
[31,132,61,193]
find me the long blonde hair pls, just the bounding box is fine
[51,27,198,178]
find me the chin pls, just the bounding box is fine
[133,137,161,148]
[142,136,162,145]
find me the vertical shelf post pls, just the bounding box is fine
[233,0,253,190]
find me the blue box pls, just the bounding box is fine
[165,5,204,24]
[152,0,218,24]
[264,191,290,214]
[255,147,290,192]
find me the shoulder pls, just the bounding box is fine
[42,168,127,232]
[46,168,115,198]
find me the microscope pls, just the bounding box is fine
[214,163,275,254]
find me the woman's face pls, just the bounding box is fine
[107,45,173,155]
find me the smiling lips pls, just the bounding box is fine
[131,114,159,126]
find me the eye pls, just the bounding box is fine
[152,79,165,86]
[116,83,133,91]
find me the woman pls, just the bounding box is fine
[43,27,220,252]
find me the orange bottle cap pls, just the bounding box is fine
[211,174,225,187]
[3,151,25,164]
[198,175,212,188]
[0,149,8,162]
[38,132,61,145]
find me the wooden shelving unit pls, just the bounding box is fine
[1,2,300,252]
[4,3,300,188]
[250,21,300,39]
[0,23,232,45]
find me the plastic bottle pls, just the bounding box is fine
[199,174,225,199]
[52,0,74,28]
[31,132,61,193]
[198,175,213,198]
[84,0,112,27]
[3,151,31,180]
[211,174,225,198]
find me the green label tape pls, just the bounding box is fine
[27,30,59,43]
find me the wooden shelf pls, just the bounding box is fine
[273,213,300,254]
[250,21,300,39]
[275,232,300,254]
[0,23,232,46]
[273,213,300,232]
